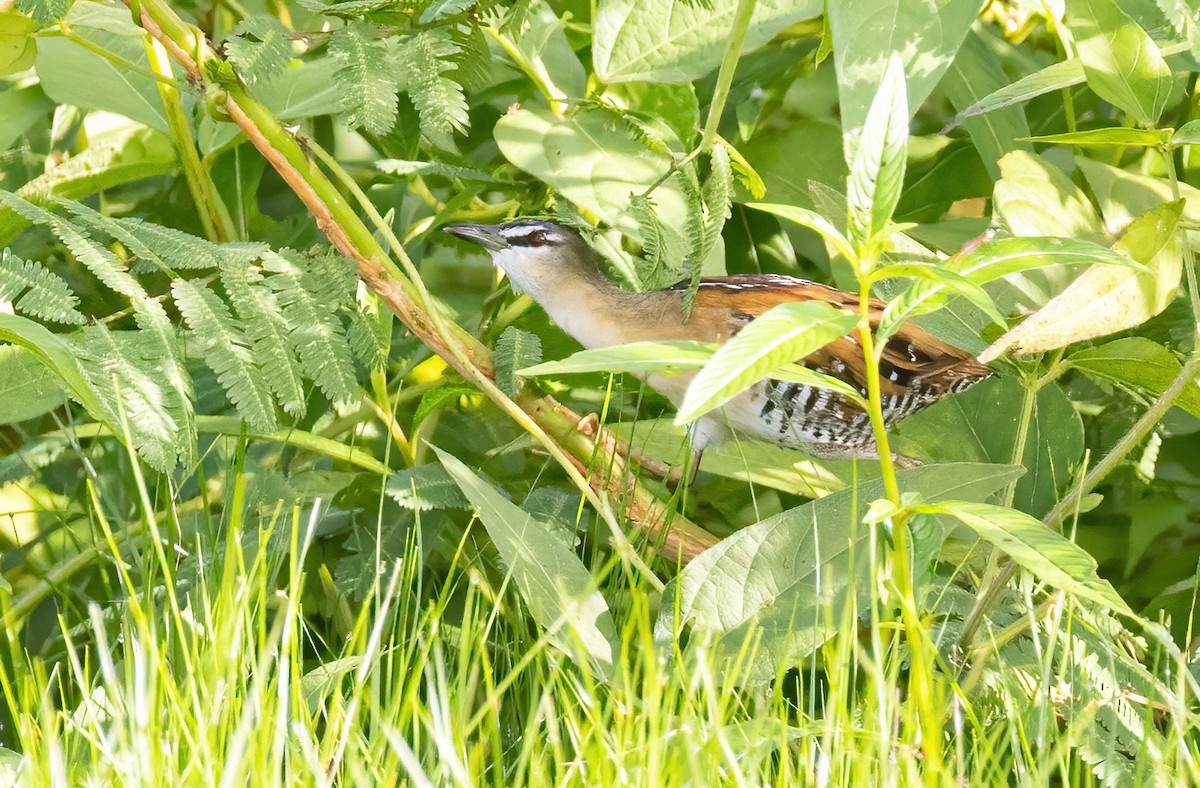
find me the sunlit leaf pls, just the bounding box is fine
[847,54,908,247]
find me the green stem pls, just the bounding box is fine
[144,36,236,242]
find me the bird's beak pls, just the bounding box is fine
[443,223,509,252]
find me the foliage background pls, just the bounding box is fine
[0,0,1199,782]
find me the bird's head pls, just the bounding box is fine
[443,219,599,297]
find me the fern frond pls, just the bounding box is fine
[0,248,85,324]
[0,191,145,301]
[701,143,733,256]
[56,197,262,272]
[72,325,183,473]
[629,195,671,291]
[394,29,469,149]
[263,249,359,408]
[219,257,308,417]
[171,279,278,433]
[330,23,401,136]
[225,15,292,84]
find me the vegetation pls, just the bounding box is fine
[1,0,1199,782]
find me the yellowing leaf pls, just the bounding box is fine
[980,201,1184,362]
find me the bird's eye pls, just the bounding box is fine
[523,230,547,247]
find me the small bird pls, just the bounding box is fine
[445,218,990,463]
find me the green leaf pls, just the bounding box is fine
[879,236,1150,337]
[740,120,846,210]
[71,326,184,471]
[871,262,1005,328]
[939,29,1032,179]
[661,463,1023,682]
[1175,120,1200,145]
[385,464,469,511]
[945,59,1087,130]
[828,0,977,131]
[994,151,1103,239]
[0,11,38,74]
[592,0,821,83]
[746,203,854,260]
[329,23,399,136]
[1021,128,1172,147]
[34,1,171,132]
[0,345,67,424]
[0,128,177,247]
[981,201,1184,361]
[495,107,687,237]
[494,327,542,398]
[0,248,84,324]
[172,279,278,434]
[506,4,586,103]
[520,340,718,377]
[1067,0,1175,126]
[225,15,292,85]
[394,29,469,149]
[1076,156,1200,235]
[435,447,618,678]
[412,383,477,431]
[1064,338,1200,418]
[263,249,360,408]
[893,377,1084,516]
[676,302,860,424]
[917,500,1132,614]
[0,84,54,150]
[847,54,908,247]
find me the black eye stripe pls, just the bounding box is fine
[507,230,552,247]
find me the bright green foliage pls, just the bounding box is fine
[394,29,470,150]
[3,0,1200,782]
[225,15,292,84]
[329,23,400,136]
[0,248,84,324]
[493,326,541,397]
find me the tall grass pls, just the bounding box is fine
[2,448,1197,785]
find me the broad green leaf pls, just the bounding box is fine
[980,201,1184,361]
[940,29,1032,179]
[592,0,821,84]
[520,340,718,377]
[740,119,846,209]
[994,151,1103,239]
[661,463,1023,681]
[1021,128,1172,147]
[918,500,1132,614]
[1063,338,1200,418]
[508,4,587,103]
[495,107,688,239]
[847,54,908,247]
[676,302,860,425]
[0,11,37,75]
[1175,120,1200,145]
[0,312,108,425]
[745,202,855,260]
[828,0,977,131]
[893,377,1083,516]
[1067,0,1175,126]
[435,447,618,678]
[34,1,173,132]
[0,84,54,151]
[1076,156,1200,236]
[0,345,67,424]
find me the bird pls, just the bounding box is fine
[444,218,990,465]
